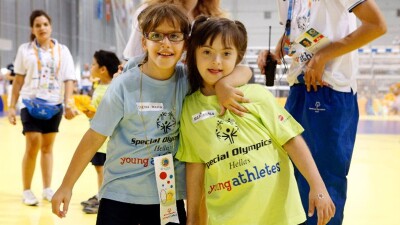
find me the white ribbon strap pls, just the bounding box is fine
[154,154,180,225]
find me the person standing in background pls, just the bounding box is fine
[7,9,77,206]
[123,0,225,60]
[5,63,17,108]
[257,1,386,224]
[79,50,120,214]
[80,63,93,96]
[0,67,5,96]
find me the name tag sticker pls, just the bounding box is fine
[192,110,217,123]
[137,102,164,111]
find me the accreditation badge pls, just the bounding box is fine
[154,154,179,225]
[294,27,330,54]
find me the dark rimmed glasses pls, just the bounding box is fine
[144,32,185,43]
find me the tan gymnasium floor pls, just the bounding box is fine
[0,114,399,225]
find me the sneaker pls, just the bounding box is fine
[42,188,54,202]
[81,195,99,207]
[83,204,99,214]
[22,190,39,206]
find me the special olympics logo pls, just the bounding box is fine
[157,111,176,134]
[215,118,239,144]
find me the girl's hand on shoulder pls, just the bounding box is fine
[215,82,249,116]
[308,189,336,225]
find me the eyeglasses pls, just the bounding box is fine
[144,32,185,43]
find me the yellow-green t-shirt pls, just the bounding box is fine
[176,84,306,225]
[91,84,109,153]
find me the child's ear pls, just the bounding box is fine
[141,37,147,52]
[100,66,107,74]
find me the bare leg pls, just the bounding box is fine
[94,165,104,191]
[22,132,41,190]
[40,132,57,188]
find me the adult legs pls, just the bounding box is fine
[285,85,359,225]
[22,132,41,190]
[40,132,57,189]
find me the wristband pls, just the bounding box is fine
[65,98,74,109]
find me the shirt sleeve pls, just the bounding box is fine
[246,85,304,146]
[13,44,27,75]
[342,0,366,12]
[90,77,124,136]
[122,54,146,72]
[276,0,288,25]
[123,3,148,59]
[60,45,76,81]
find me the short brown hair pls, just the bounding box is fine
[138,3,190,38]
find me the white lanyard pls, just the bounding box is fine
[138,65,180,224]
[33,40,61,78]
[154,154,180,225]
[283,0,312,55]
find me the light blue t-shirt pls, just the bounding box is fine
[91,64,188,204]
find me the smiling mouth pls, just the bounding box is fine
[158,52,174,56]
[208,69,222,74]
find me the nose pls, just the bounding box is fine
[212,54,221,65]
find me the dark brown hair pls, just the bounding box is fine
[30,10,52,41]
[186,16,248,94]
[93,50,120,79]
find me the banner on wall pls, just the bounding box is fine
[106,0,112,23]
[97,0,104,19]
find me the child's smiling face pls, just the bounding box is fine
[196,34,238,95]
[142,20,186,80]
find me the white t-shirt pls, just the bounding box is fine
[123,3,148,59]
[81,69,92,87]
[14,39,76,105]
[277,0,364,93]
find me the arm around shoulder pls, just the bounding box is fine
[214,65,252,116]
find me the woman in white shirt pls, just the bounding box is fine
[7,9,77,206]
